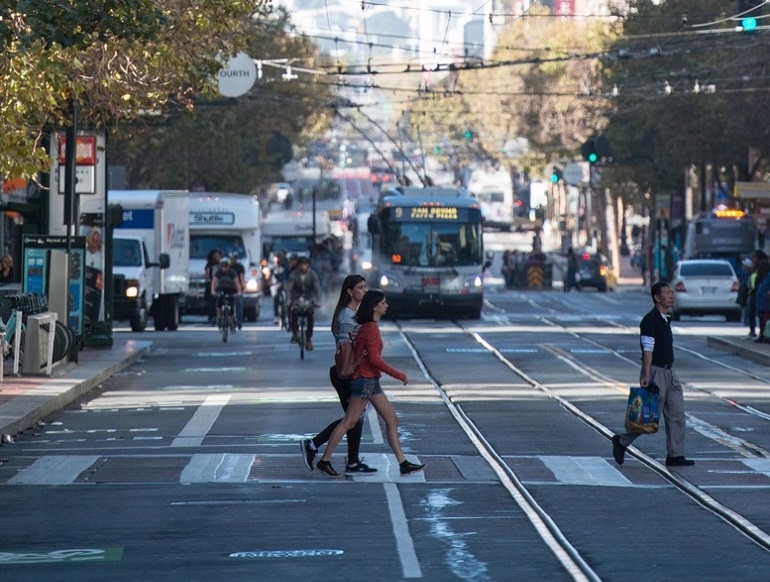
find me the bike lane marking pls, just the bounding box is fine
[171,394,231,448]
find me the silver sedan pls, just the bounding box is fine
[671,259,742,322]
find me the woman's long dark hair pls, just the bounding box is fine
[355,289,386,325]
[331,274,366,337]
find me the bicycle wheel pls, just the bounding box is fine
[299,315,305,360]
[221,307,229,343]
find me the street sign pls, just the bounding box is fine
[217,52,256,98]
[563,162,588,186]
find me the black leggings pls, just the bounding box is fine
[311,366,365,465]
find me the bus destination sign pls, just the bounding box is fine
[405,206,459,220]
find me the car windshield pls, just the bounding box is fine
[680,263,733,277]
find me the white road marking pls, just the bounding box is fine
[743,458,770,476]
[180,453,256,483]
[384,482,423,579]
[8,456,99,485]
[367,406,383,444]
[171,394,231,447]
[540,456,633,487]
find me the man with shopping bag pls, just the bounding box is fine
[611,281,695,467]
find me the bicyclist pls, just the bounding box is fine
[211,256,242,324]
[285,255,321,351]
[267,251,289,326]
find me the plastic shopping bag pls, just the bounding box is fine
[624,384,659,434]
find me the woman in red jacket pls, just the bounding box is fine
[316,289,426,478]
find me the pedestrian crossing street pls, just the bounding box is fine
[3,453,770,488]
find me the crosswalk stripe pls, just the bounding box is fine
[540,456,633,487]
[172,394,231,448]
[181,454,256,483]
[8,455,100,485]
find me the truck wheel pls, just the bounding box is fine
[131,299,148,332]
[166,297,180,331]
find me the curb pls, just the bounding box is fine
[706,336,770,367]
[0,342,151,438]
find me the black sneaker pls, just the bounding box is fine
[346,459,377,475]
[300,439,316,471]
[399,460,426,476]
[316,459,342,478]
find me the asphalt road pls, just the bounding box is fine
[2,284,770,581]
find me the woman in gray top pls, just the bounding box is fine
[300,274,377,474]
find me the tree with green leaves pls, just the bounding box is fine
[108,8,336,192]
[0,0,270,178]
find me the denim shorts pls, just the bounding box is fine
[350,377,383,399]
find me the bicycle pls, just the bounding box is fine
[217,293,237,343]
[275,285,289,331]
[291,297,314,360]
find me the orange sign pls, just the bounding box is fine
[2,177,26,194]
[57,135,96,165]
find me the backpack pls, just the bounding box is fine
[335,336,367,380]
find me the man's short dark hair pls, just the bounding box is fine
[651,281,670,301]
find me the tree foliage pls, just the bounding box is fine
[603,0,770,193]
[108,8,336,191]
[0,0,270,178]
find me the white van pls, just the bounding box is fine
[187,193,262,321]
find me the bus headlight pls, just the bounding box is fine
[463,275,483,289]
[125,280,139,298]
[361,260,373,271]
[245,278,259,292]
[379,273,401,288]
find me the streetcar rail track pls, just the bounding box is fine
[463,299,770,554]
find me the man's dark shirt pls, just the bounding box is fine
[640,307,674,367]
[214,267,238,294]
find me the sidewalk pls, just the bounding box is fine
[0,339,150,439]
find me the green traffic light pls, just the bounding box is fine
[464,130,473,140]
[550,173,559,184]
[588,152,598,163]
[433,146,442,154]
[743,17,758,32]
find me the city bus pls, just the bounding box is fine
[367,186,486,319]
[683,209,757,271]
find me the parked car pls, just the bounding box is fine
[670,259,741,322]
[576,251,616,292]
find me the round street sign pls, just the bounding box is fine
[563,162,588,186]
[217,52,256,98]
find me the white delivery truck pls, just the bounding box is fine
[261,208,332,259]
[110,190,190,332]
[188,193,262,321]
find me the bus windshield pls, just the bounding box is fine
[190,235,246,260]
[383,221,482,267]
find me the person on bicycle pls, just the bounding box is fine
[285,255,321,351]
[268,251,289,326]
[211,256,242,324]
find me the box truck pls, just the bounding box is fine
[187,193,262,321]
[110,190,190,331]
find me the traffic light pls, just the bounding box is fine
[550,166,562,184]
[464,129,473,140]
[742,16,758,31]
[581,134,611,164]
[433,145,442,155]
